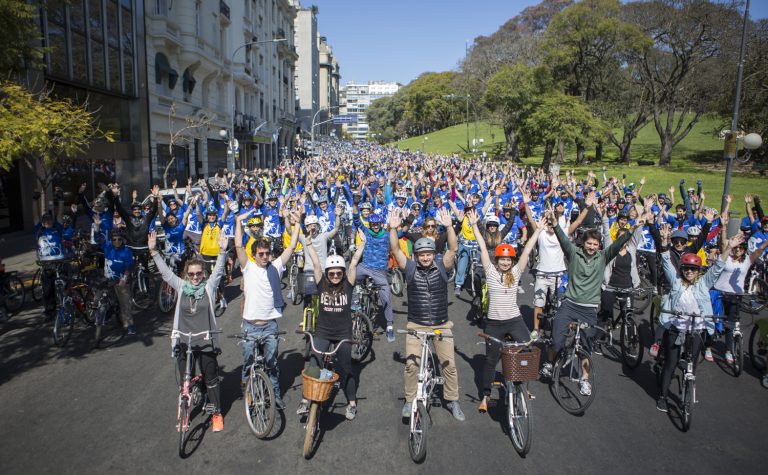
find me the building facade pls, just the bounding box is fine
[317,35,341,138]
[293,3,318,136]
[340,81,400,141]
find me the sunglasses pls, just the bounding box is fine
[681,267,700,273]
[256,251,271,257]
[424,224,436,228]
[187,271,204,278]
[327,271,343,278]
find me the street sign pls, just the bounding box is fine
[333,114,358,124]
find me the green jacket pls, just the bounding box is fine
[554,225,634,306]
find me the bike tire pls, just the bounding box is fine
[32,268,43,302]
[178,399,189,457]
[131,275,156,311]
[749,324,767,371]
[157,281,177,314]
[52,305,74,347]
[408,401,428,464]
[245,369,276,438]
[95,303,124,349]
[351,312,373,363]
[733,334,743,377]
[552,347,596,415]
[508,382,532,457]
[390,268,404,297]
[620,315,642,369]
[289,264,301,305]
[447,266,456,284]
[214,290,226,317]
[681,378,694,432]
[2,275,25,313]
[302,402,320,459]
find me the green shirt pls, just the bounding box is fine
[554,225,633,306]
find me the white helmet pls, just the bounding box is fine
[227,201,239,213]
[485,214,500,226]
[394,191,407,199]
[687,225,701,237]
[304,215,319,226]
[324,255,346,271]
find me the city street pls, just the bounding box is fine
[1,270,765,474]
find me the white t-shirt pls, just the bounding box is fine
[242,259,286,321]
[536,225,567,273]
[714,257,752,294]
[484,264,523,321]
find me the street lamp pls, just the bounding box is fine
[421,136,429,153]
[311,105,340,156]
[223,37,287,170]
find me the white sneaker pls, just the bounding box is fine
[579,379,592,396]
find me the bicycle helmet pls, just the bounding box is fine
[680,253,702,268]
[687,225,701,237]
[394,191,407,200]
[130,201,142,210]
[485,215,500,227]
[324,254,347,271]
[495,244,516,258]
[267,191,279,200]
[368,214,383,225]
[316,195,328,203]
[241,192,253,201]
[247,216,263,226]
[410,202,422,209]
[414,237,436,254]
[205,205,218,216]
[304,215,319,226]
[671,229,689,241]
[618,209,630,219]
[360,202,373,211]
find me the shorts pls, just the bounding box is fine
[533,275,557,308]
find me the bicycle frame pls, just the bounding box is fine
[172,330,219,432]
[398,329,446,433]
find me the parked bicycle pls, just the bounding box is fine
[87,278,124,348]
[397,328,452,464]
[536,271,566,339]
[0,258,25,315]
[50,260,90,347]
[297,331,352,459]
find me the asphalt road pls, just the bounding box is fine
[1,269,766,474]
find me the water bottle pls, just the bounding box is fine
[351,285,361,311]
[558,273,569,298]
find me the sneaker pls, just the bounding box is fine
[478,397,488,414]
[386,326,395,343]
[725,351,734,365]
[579,379,592,396]
[220,296,227,309]
[454,286,461,297]
[447,401,465,421]
[649,342,660,358]
[656,397,668,413]
[127,324,137,336]
[704,348,714,362]
[593,341,603,356]
[274,397,286,411]
[540,362,553,378]
[345,404,357,421]
[402,401,412,418]
[211,413,224,432]
[296,400,309,416]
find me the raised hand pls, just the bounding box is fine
[466,209,479,227]
[727,233,745,250]
[218,232,229,251]
[357,228,367,245]
[724,194,732,205]
[745,193,753,204]
[388,210,403,229]
[148,230,157,250]
[436,208,452,227]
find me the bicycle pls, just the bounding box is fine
[50,260,90,347]
[300,294,319,361]
[709,291,746,377]
[634,252,658,312]
[652,311,713,432]
[172,329,222,458]
[741,256,767,314]
[598,286,653,369]
[355,276,381,329]
[397,327,452,464]
[87,279,124,349]
[551,320,602,416]
[0,259,25,315]
[478,332,542,457]
[230,331,285,438]
[536,271,566,339]
[156,250,180,314]
[130,249,157,311]
[388,254,405,297]
[287,250,304,306]
[748,316,768,386]
[297,331,352,459]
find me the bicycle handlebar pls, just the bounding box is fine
[603,285,654,295]
[295,331,353,356]
[477,332,539,347]
[396,328,454,339]
[659,310,716,319]
[228,331,286,341]
[171,329,223,341]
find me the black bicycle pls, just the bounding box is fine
[598,286,653,369]
[551,321,602,415]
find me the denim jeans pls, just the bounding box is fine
[455,241,477,287]
[241,319,281,398]
[355,263,392,326]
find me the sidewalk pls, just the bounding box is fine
[1,231,41,283]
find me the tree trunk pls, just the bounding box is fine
[542,140,555,173]
[556,140,565,163]
[595,142,603,162]
[162,155,176,188]
[504,127,521,163]
[659,138,673,166]
[575,141,585,164]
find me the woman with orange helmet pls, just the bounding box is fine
[468,209,546,413]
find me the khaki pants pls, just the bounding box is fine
[404,321,458,402]
[114,282,134,328]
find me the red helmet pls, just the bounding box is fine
[680,253,702,268]
[495,244,516,258]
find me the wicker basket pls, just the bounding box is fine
[501,346,541,382]
[301,369,340,402]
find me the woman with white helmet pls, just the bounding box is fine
[297,229,366,420]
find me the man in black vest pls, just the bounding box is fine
[389,208,464,421]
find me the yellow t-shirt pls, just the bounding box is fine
[283,225,303,252]
[460,217,476,241]
[200,224,221,257]
[355,217,370,246]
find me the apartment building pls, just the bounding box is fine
[340,81,400,141]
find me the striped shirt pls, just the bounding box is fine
[484,264,523,321]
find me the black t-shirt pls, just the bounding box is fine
[609,251,633,288]
[315,276,354,340]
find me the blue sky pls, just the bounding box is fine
[309,0,768,87]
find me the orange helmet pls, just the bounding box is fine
[495,244,516,258]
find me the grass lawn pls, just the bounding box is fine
[392,116,766,211]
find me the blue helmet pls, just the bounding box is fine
[368,214,383,225]
[205,205,218,215]
[268,191,279,200]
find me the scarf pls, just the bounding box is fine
[182,280,207,300]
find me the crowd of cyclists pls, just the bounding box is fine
[28,138,768,438]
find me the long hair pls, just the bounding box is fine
[318,269,346,298]
[422,218,438,239]
[495,256,518,288]
[183,258,208,281]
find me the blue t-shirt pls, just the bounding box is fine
[103,242,133,281]
[35,223,66,261]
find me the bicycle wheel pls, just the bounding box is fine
[214,289,226,317]
[508,382,532,457]
[289,265,301,305]
[390,268,404,297]
[178,399,189,457]
[620,315,642,369]
[749,325,767,371]
[351,312,373,363]
[733,334,743,377]
[95,303,124,348]
[157,281,177,314]
[408,401,428,464]
[131,274,155,310]
[553,347,597,415]
[680,378,694,432]
[245,369,276,438]
[302,401,320,459]
[2,275,25,313]
[52,304,74,347]
[32,268,43,302]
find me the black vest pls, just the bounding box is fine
[406,260,449,326]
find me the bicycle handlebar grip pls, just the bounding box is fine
[396,329,409,334]
[477,332,491,339]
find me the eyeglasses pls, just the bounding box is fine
[681,267,699,273]
[111,237,123,242]
[327,271,343,278]
[424,224,436,229]
[256,251,271,257]
[187,271,204,278]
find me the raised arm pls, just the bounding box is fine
[304,234,323,284]
[469,210,491,269]
[234,210,251,268]
[388,210,408,269]
[517,217,544,272]
[347,230,366,284]
[437,208,458,271]
[278,211,302,267]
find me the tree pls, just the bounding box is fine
[367,91,407,143]
[0,0,44,72]
[624,0,742,166]
[402,72,461,134]
[165,104,216,187]
[0,81,114,208]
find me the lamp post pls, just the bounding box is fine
[311,105,340,156]
[222,37,286,170]
[421,136,429,153]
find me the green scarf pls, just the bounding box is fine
[182,280,207,300]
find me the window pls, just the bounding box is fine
[195,1,201,37]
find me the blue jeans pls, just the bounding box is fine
[455,241,477,287]
[355,263,392,326]
[241,319,281,398]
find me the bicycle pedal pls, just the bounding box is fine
[203,403,216,414]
